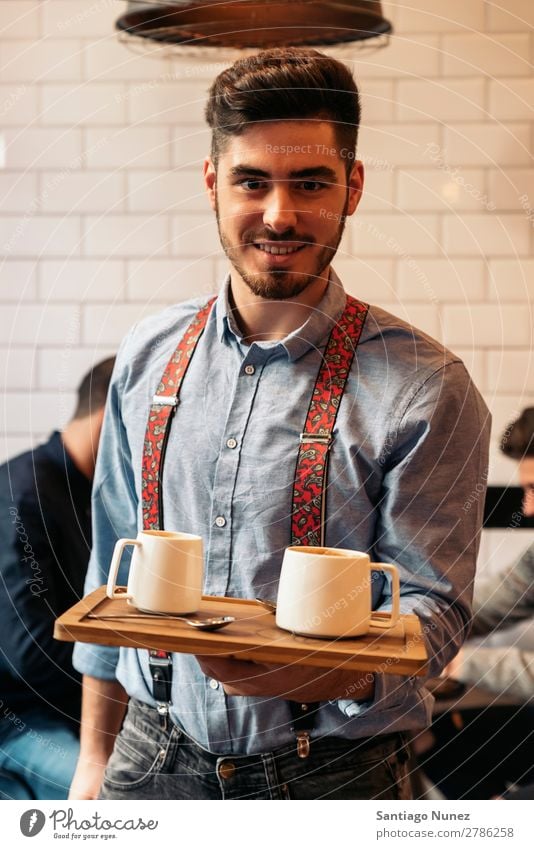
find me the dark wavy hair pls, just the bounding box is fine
[500,408,534,459]
[205,47,361,176]
[72,357,115,420]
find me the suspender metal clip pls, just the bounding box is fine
[299,432,332,445]
[152,395,178,406]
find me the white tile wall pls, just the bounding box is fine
[0,0,533,487]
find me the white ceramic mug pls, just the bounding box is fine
[275,546,400,638]
[106,530,203,614]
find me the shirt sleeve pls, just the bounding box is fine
[456,644,534,701]
[339,360,491,717]
[72,331,139,682]
[0,498,81,701]
[471,543,534,636]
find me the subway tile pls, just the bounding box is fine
[172,125,212,169]
[443,214,530,256]
[395,1,485,31]
[128,81,208,125]
[1,2,41,38]
[42,0,118,38]
[126,170,210,213]
[397,78,485,123]
[0,305,82,345]
[40,170,124,213]
[84,126,170,168]
[38,347,117,390]
[83,37,169,81]
[41,82,126,125]
[170,215,221,257]
[327,259,396,303]
[350,213,440,257]
[488,260,534,302]
[489,79,534,121]
[488,170,534,212]
[3,127,83,168]
[0,172,38,212]
[40,259,125,301]
[0,348,37,390]
[359,80,394,123]
[390,304,441,341]
[0,260,37,300]
[487,0,534,31]
[83,214,167,257]
[82,303,168,346]
[443,123,531,166]
[0,216,80,257]
[442,305,531,348]
[442,33,530,77]
[358,124,441,169]
[358,170,394,212]
[397,259,485,303]
[4,391,75,433]
[486,350,534,395]
[126,258,215,302]
[397,168,489,211]
[0,39,82,82]
[0,82,39,125]
[348,35,440,79]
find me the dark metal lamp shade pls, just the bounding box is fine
[115,1,393,49]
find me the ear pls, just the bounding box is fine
[345,160,364,217]
[204,156,217,211]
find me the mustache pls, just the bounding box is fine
[243,231,315,244]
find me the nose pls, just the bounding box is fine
[262,183,298,234]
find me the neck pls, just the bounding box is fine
[228,268,331,345]
[61,414,102,480]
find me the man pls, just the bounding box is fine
[71,48,491,801]
[418,409,534,799]
[0,357,115,799]
[446,407,534,699]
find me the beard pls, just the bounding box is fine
[214,192,350,301]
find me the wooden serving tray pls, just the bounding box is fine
[54,586,428,677]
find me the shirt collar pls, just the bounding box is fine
[215,267,347,363]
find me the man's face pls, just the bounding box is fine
[204,121,363,301]
[518,457,534,517]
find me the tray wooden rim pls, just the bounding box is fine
[54,586,429,676]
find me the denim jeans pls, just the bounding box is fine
[99,699,412,800]
[0,708,79,800]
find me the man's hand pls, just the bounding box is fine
[196,655,375,703]
[441,648,464,680]
[69,757,108,801]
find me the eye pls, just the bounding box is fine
[239,178,267,191]
[297,180,327,192]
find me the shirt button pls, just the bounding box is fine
[214,516,226,528]
[209,678,219,690]
[244,365,255,375]
[218,761,236,780]
[226,437,237,449]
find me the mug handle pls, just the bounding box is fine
[106,538,141,600]
[369,563,400,629]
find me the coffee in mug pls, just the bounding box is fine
[275,546,400,638]
[106,530,203,614]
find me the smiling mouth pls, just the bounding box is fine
[253,243,307,256]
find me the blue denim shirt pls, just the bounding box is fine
[73,268,491,755]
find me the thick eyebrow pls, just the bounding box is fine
[228,165,338,183]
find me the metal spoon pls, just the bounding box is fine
[255,597,277,614]
[88,613,235,632]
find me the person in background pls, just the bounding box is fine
[0,357,115,800]
[418,408,534,799]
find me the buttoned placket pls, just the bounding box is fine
[204,341,280,752]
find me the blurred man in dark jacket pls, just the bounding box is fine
[0,357,115,799]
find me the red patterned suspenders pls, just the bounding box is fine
[291,296,369,547]
[141,293,369,742]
